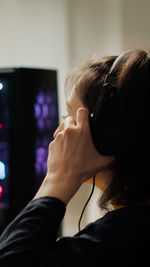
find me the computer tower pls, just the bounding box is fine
[0,67,59,233]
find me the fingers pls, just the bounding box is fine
[53,122,64,138]
[54,108,89,139]
[76,108,89,129]
[53,116,76,139]
[64,116,76,130]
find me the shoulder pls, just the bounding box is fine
[57,205,150,258]
[55,206,150,266]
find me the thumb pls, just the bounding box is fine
[76,108,89,128]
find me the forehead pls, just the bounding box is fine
[64,68,94,101]
[66,88,84,110]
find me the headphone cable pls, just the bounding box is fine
[78,175,96,231]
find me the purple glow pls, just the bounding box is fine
[46,119,52,128]
[42,104,49,118]
[35,163,42,176]
[35,137,50,148]
[46,95,53,104]
[35,146,48,176]
[34,90,58,177]
[42,137,50,147]
[34,104,41,118]
[42,161,47,173]
[36,147,45,163]
[37,93,45,104]
[37,119,44,130]
[49,105,56,118]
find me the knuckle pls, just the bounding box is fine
[64,127,72,136]
[51,132,63,146]
[53,130,57,138]
[56,132,63,139]
[48,141,53,150]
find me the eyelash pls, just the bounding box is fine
[62,114,69,120]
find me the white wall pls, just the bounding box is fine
[122,0,150,52]
[67,0,122,68]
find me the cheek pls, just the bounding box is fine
[66,107,75,119]
[66,104,79,119]
[66,92,85,119]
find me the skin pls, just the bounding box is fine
[34,88,115,205]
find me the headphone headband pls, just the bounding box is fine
[104,50,133,88]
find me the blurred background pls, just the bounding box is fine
[0,0,150,236]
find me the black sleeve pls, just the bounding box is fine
[0,197,107,267]
[0,197,66,267]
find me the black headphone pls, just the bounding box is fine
[89,50,133,156]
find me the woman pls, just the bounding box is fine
[55,54,117,199]
[0,50,150,266]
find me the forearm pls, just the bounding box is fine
[33,173,81,205]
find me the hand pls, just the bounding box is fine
[34,108,115,204]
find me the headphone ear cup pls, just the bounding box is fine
[89,84,117,156]
[89,50,133,156]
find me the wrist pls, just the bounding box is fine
[33,173,81,205]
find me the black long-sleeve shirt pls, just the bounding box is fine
[0,197,150,267]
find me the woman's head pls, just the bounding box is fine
[64,49,150,210]
[64,55,117,116]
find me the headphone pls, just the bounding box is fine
[89,50,133,156]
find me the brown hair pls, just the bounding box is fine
[65,50,150,210]
[64,55,117,113]
[103,50,150,209]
